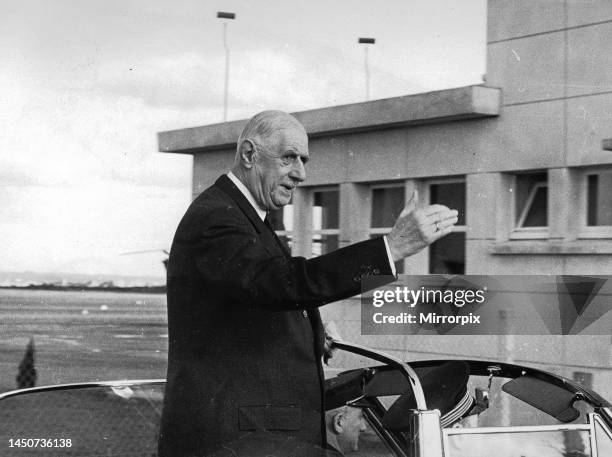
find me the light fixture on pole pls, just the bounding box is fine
[358,37,375,101]
[217,11,236,122]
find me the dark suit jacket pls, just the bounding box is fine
[158,175,393,457]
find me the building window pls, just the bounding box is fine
[311,188,339,256]
[269,203,293,251]
[428,179,466,274]
[509,171,548,239]
[369,185,405,273]
[578,168,612,239]
[515,172,548,228]
[587,171,612,226]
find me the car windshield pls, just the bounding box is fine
[446,427,592,457]
[0,383,164,457]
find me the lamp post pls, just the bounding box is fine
[217,11,236,122]
[358,37,375,101]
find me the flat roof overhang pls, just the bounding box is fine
[158,85,501,154]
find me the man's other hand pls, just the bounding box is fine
[323,321,341,364]
[387,189,459,262]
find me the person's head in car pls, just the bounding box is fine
[325,405,367,454]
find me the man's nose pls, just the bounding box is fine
[289,158,306,182]
[359,419,367,431]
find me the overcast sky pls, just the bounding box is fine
[1,0,486,278]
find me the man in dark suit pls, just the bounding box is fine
[158,110,458,456]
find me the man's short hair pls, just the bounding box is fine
[236,110,303,152]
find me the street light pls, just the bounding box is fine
[358,37,375,101]
[217,11,236,122]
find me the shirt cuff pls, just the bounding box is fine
[382,235,397,277]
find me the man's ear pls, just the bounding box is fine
[238,139,256,168]
[332,412,345,434]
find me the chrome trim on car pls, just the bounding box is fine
[330,339,428,410]
[444,423,592,436]
[600,407,612,429]
[0,379,165,400]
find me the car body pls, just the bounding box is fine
[0,341,610,456]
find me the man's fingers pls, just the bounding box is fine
[324,321,341,341]
[426,215,458,238]
[436,211,460,223]
[438,216,459,230]
[436,225,455,238]
[423,204,455,216]
[424,209,459,223]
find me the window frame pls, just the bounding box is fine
[271,203,294,251]
[424,177,467,274]
[509,171,549,240]
[310,186,340,257]
[579,167,612,239]
[369,183,406,236]
[424,177,467,234]
[368,182,408,274]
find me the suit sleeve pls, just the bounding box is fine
[184,207,394,311]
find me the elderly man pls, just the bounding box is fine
[158,110,458,456]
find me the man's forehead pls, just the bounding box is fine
[273,127,309,155]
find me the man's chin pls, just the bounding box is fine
[271,196,292,209]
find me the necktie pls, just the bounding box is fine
[264,214,290,256]
[263,214,274,231]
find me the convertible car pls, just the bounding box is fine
[0,341,610,456]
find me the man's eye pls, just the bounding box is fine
[281,155,298,165]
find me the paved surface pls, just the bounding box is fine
[0,289,168,393]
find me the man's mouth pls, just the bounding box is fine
[280,184,295,191]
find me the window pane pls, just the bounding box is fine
[311,234,338,256]
[313,190,339,230]
[0,384,164,456]
[522,186,547,227]
[429,232,465,274]
[371,187,405,228]
[595,420,612,457]
[430,182,466,226]
[515,172,547,227]
[446,429,591,457]
[587,173,612,226]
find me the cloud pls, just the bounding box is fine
[0,68,194,275]
[0,181,190,273]
[93,53,226,110]
[93,44,425,116]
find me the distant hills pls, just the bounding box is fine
[0,271,166,292]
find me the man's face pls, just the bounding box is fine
[250,125,309,211]
[337,406,367,453]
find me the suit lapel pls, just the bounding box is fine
[264,217,291,258]
[216,175,292,258]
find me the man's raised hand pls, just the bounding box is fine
[386,189,459,262]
